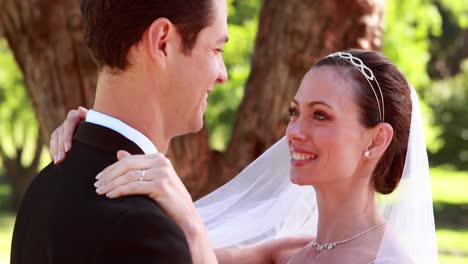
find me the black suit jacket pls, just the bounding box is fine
[11,122,192,264]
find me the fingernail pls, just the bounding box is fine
[65,143,70,152]
[94,181,101,188]
[96,173,101,180]
[96,187,104,194]
[53,155,58,164]
[57,152,64,161]
[106,192,114,198]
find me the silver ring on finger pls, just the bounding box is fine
[139,169,146,182]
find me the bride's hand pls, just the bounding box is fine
[94,151,200,235]
[50,106,88,164]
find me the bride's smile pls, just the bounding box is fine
[289,147,317,166]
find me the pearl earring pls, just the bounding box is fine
[364,150,370,157]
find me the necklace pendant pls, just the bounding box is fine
[311,223,386,252]
[312,241,337,252]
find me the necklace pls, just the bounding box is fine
[311,222,386,251]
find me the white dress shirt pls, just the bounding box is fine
[85,110,158,154]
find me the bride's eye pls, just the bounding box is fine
[288,107,299,121]
[313,111,329,121]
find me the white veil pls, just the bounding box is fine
[373,86,438,263]
[194,86,437,263]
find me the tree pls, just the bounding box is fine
[0,0,98,142]
[382,0,441,90]
[428,0,468,79]
[0,0,386,199]
[0,39,44,210]
[424,60,468,170]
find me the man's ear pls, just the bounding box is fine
[146,18,174,67]
[365,123,394,159]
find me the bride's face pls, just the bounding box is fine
[286,66,372,187]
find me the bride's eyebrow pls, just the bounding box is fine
[291,99,333,110]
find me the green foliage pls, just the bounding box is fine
[227,0,262,26]
[439,0,468,28]
[383,0,442,90]
[423,60,468,169]
[205,0,260,150]
[0,39,39,165]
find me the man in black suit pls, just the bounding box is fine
[11,0,228,263]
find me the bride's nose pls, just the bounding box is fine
[286,121,308,142]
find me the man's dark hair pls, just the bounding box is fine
[81,0,214,70]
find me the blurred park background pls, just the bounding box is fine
[0,0,467,263]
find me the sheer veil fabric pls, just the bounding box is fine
[194,86,437,263]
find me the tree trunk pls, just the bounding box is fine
[0,128,43,210]
[0,0,98,141]
[0,0,386,200]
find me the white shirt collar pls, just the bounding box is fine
[85,110,158,154]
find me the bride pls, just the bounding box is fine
[50,50,437,263]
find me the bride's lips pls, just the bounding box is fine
[290,147,318,167]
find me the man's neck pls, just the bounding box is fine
[92,69,171,154]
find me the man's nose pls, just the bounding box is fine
[216,58,228,84]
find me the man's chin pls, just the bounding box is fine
[187,119,204,134]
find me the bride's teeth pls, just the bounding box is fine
[291,152,314,160]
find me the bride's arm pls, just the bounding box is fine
[177,213,218,263]
[94,151,217,263]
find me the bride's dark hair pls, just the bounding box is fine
[315,49,412,194]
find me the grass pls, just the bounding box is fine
[0,166,466,263]
[431,168,468,263]
[437,228,468,253]
[439,255,468,264]
[0,212,14,264]
[431,167,468,204]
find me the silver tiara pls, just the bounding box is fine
[326,51,385,122]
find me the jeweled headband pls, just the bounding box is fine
[326,51,385,122]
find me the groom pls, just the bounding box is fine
[11,0,228,263]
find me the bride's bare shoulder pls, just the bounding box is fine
[270,236,314,264]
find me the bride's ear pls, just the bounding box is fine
[365,123,393,159]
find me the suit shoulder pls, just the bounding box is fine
[20,161,59,199]
[97,202,192,263]
[109,197,181,233]
[34,161,58,179]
